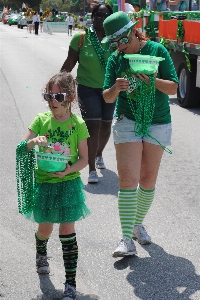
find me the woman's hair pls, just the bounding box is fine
[91,3,113,19]
[135,30,146,41]
[44,71,76,112]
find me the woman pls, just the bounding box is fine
[32,11,40,35]
[61,3,114,184]
[102,12,178,257]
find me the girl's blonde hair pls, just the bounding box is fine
[44,71,76,113]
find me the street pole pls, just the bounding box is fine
[84,0,85,16]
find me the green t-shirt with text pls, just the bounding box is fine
[103,40,179,124]
[70,29,113,88]
[29,112,89,183]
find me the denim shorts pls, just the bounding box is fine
[112,115,172,146]
[77,84,116,121]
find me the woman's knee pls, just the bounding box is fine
[118,175,139,190]
[86,120,101,132]
[101,121,112,134]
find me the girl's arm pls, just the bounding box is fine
[22,129,48,152]
[52,139,88,178]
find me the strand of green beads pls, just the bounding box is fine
[128,75,156,137]
[88,25,110,71]
[16,140,36,214]
[127,76,172,153]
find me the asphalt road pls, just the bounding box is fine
[0,23,200,300]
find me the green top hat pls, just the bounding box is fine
[102,11,139,43]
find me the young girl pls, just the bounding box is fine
[16,71,90,300]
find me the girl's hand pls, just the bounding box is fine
[49,164,71,178]
[32,136,48,148]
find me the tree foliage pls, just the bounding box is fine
[0,0,91,14]
[40,0,91,13]
[0,0,41,11]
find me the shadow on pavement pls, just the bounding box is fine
[31,274,99,300]
[84,168,118,196]
[114,242,200,300]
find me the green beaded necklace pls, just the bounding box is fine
[16,140,36,215]
[88,25,110,71]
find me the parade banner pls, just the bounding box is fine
[43,22,68,34]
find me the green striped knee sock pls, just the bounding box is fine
[118,189,137,240]
[35,232,49,255]
[59,233,78,288]
[134,186,155,225]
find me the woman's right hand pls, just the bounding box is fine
[114,78,130,92]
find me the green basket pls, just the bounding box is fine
[36,152,73,172]
[124,54,165,75]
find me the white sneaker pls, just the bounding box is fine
[95,156,106,169]
[112,237,137,257]
[88,170,98,183]
[133,224,151,245]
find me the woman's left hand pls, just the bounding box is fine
[135,73,150,83]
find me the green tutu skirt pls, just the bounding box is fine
[25,177,90,223]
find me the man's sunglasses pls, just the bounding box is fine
[110,29,132,49]
[43,93,67,102]
[95,12,110,19]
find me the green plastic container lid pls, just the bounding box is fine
[36,152,73,172]
[124,54,165,75]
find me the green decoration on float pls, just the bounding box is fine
[177,20,184,41]
[144,21,158,39]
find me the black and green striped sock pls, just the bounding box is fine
[35,232,49,255]
[59,233,78,288]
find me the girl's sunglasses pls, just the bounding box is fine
[43,93,67,102]
[110,29,131,49]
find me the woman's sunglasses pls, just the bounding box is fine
[43,93,67,103]
[95,12,110,19]
[110,29,132,49]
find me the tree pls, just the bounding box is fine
[40,0,63,11]
[0,0,22,10]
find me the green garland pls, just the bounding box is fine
[181,42,191,72]
[16,140,36,215]
[177,20,185,41]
